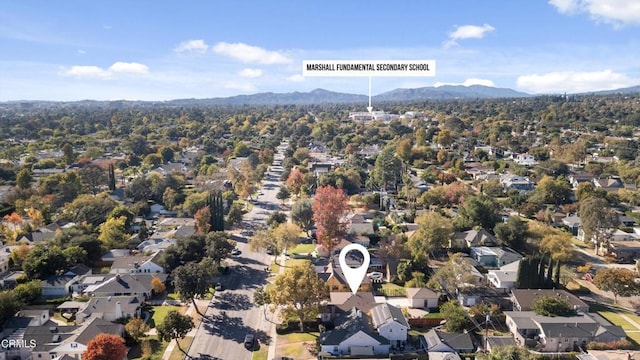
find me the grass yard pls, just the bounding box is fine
[252,347,268,360]
[128,335,167,360]
[284,258,311,268]
[169,336,194,360]
[270,260,282,274]
[593,303,640,346]
[279,332,319,344]
[288,243,315,254]
[572,238,591,249]
[378,283,406,296]
[150,305,187,328]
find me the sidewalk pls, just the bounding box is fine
[266,254,287,360]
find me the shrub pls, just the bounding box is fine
[586,339,634,350]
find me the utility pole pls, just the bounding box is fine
[484,313,490,352]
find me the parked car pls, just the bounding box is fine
[231,248,241,256]
[214,283,225,291]
[244,333,255,350]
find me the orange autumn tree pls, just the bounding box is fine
[312,185,349,254]
[82,333,128,360]
[286,167,305,197]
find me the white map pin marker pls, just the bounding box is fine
[339,243,370,295]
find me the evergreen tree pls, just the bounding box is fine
[207,191,225,231]
[538,255,547,288]
[108,163,116,191]
[554,260,561,286]
[546,259,554,287]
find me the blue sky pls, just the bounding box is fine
[2,0,640,101]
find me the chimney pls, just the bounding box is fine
[115,301,123,319]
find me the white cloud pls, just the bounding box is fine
[445,24,495,48]
[434,78,496,87]
[62,62,149,79]
[549,0,640,26]
[63,65,111,79]
[77,49,86,55]
[174,39,209,53]
[108,62,149,74]
[213,42,292,64]
[517,69,637,93]
[239,68,263,78]
[221,81,256,92]
[286,74,304,82]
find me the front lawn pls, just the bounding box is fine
[284,258,311,268]
[252,347,268,360]
[378,283,406,296]
[150,305,187,328]
[288,244,315,254]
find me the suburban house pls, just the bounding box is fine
[486,269,518,293]
[513,153,537,166]
[568,173,595,189]
[421,328,476,354]
[504,311,625,352]
[370,303,409,348]
[59,295,144,324]
[28,317,125,360]
[511,289,589,313]
[561,214,582,235]
[0,245,10,273]
[110,251,164,274]
[16,229,56,245]
[592,176,624,191]
[319,258,373,293]
[500,174,536,193]
[41,264,92,298]
[344,212,374,235]
[470,246,523,268]
[83,273,167,299]
[606,240,640,263]
[324,292,377,321]
[452,228,497,248]
[319,308,391,356]
[405,288,439,309]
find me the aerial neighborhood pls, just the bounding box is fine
[3,92,640,360]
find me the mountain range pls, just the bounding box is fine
[5,84,640,107]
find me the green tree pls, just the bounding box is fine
[108,163,116,191]
[226,202,244,226]
[494,216,527,249]
[0,291,23,328]
[13,280,42,304]
[254,286,271,320]
[455,194,501,231]
[427,253,476,295]
[204,231,236,266]
[16,168,32,189]
[580,196,620,251]
[531,296,576,317]
[98,216,129,248]
[539,233,573,262]
[408,212,453,263]
[249,223,301,260]
[373,147,402,191]
[291,198,314,236]
[593,267,640,303]
[276,185,291,204]
[156,310,194,357]
[268,264,328,332]
[62,143,76,165]
[172,260,216,315]
[23,244,69,279]
[440,301,471,332]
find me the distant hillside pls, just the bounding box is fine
[374,85,530,101]
[584,85,640,96]
[167,88,367,106]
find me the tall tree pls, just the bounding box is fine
[108,163,116,191]
[82,333,128,360]
[539,233,574,262]
[206,191,225,231]
[408,212,453,263]
[204,231,235,266]
[373,147,402,191]
[62,143,76,166]
[16,168,32,189]
[580,196,620,252]
[98,216,129,249]
[267,264,328,332]
[194,205,212,235]
[172,260,216,316]
[291,198,314,236]
[249,223,301,260]
[312,185,349,254]
[125,317,150,342]
[494,216,527,249]
[156,310,194,357]
[276,185,291,204]
[285,167,305,197]
[455,194,501,231]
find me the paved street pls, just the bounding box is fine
[187,142,288,360]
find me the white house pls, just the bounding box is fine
[319,308,390,356]
[370,303,409,348]
[110,251,164,274]
[486,270,518,293]
[513,153,537,166]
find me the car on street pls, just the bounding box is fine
[368,272,384,281]
[244,333,255,350]
[231,248,241,256]
[214,283,225,291]
[266,247,274,255]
